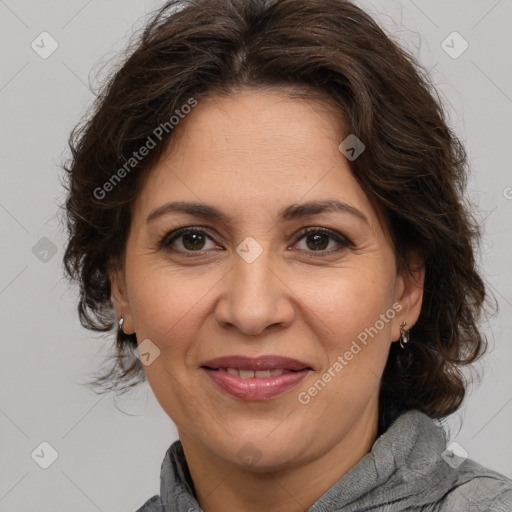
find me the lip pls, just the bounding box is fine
[200,355,312,400]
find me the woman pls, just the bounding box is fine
[61,0,512,510]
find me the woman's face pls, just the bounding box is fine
[112,88,424,471]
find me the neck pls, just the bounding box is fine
[179,402,378,512]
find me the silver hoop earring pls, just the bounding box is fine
[399,321,409,349]
[118,317,124,333]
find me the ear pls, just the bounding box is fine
[110,264,135,335]
[392,248,425,341]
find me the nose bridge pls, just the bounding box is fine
[235,235,274,292]
[215,235,294,335]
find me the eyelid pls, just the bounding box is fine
[294,226,352,245]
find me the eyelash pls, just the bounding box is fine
[157,226,352,258]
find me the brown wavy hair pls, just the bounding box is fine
[60,0,496,435]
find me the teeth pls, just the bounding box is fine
[219,368,289,378]
[217,368,295,378]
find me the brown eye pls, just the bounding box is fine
[181,232,207,251]
[304,232,330,250]
[294,228,351,254]
[158,226,351,257]
[160,227,217,254]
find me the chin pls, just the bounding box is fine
[209,432,309,472]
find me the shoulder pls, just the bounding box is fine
[134,495,163,512]
[440,458,512,511]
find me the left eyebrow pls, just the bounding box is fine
[146,199,370,226]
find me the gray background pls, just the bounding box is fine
[1,1,511,511]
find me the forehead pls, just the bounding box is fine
[132,88,389,236]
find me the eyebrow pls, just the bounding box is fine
[146,199,370,226]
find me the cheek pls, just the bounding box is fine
[301,266,396,349]
[125,268,212,421]
[299,270,395,409]
[318,276,396,392]
[127,265,216,351]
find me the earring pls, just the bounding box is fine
[118,317,124,333]
[399,321,409,349]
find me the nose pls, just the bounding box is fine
[214,242,295,337]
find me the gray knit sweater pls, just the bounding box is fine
[135,410,512,511]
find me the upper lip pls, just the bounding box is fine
[200,355,311,371]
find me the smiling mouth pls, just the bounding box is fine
[199,355,313,400]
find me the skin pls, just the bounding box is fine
[111,88,425,512]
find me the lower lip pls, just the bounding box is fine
[202,368,310,400]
